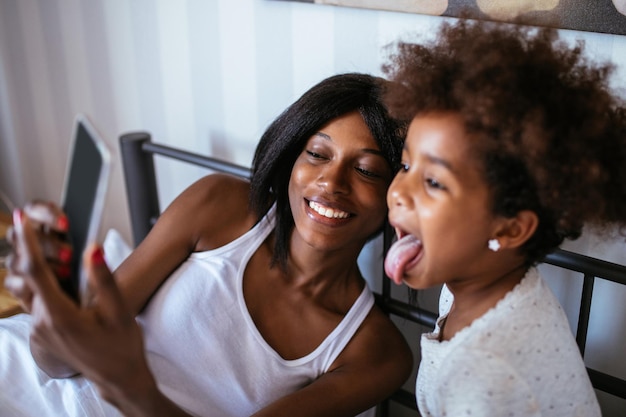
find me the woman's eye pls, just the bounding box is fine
[356,167,380,178]
[306,150,325,159]
[400,163,410,172]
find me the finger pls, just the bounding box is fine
[83,245,130,322]
[4,273,28,297]
[11,209,69,309]
[23,201,69,234]
[3,275,33,313]
[54,263,72,281]
[9,216,73,281]
[39,236,73,267]
[5,225,14,245]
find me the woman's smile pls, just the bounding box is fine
[307,199,352,220]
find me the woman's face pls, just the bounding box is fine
[288,111,392,254]
[386,112,500,289]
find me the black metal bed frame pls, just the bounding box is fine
[120,132,626,415]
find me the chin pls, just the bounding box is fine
[403,279,425,290]
[402,273,433,290]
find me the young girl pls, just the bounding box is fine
[2,73,412,417]
[382,20,626,416]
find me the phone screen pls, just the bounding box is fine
[61,116,111,302]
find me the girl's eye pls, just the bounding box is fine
[426,178,446,190]
[400,163,410,172]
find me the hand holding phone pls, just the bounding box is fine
[4,115,110,309]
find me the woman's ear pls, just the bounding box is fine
[496,210,539,250]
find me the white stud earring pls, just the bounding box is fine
[488,239,501,252]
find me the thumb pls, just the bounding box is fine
[83,244,130,322]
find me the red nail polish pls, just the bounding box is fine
[91,247,106,267]
[58,247,73,264]
[57,265,71,279]
[57,215,69,231]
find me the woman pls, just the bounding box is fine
[3,73,412,416]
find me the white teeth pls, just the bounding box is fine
[309,201,350,219]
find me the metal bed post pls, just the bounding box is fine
[120,133,252,246]
[120,132,160,246]
[575,274,595,356]
[376,224,395,416]
[376,223,436,415]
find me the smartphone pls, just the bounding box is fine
[60,114,111,304]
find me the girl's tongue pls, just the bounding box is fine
[384,234,422,285]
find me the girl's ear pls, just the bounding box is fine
[496,210,539,250]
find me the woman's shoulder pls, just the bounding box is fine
[166,174,259,251]
[170,174,251,215]
[188,172,250,196]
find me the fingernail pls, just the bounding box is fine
[91,247,106,267]
[57,215,69,231]
[12,209,23,226]
[57,264,71,279]
[58,247,73,264]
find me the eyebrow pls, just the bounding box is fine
[404,142,456,173]
[314,131,386,157]
[425,154,453,171]
[314,132,331,140]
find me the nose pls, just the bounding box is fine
[387,173,412,209]
[317,162,350,194]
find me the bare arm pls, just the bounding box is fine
[9,174,253,378]
[7,175,255,416]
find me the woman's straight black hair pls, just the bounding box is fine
[249,73,404,270]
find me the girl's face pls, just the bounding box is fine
[386,112,500,289]
[288,111,392,254]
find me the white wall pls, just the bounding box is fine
[0,1,625,415]
[0,0,444,242]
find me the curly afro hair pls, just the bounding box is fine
[383,19,626,264]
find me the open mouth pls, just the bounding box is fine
[307,200,351,219]
[384,227,423,285]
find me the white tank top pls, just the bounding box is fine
[138,205,375,416]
